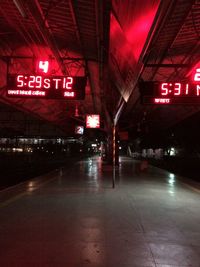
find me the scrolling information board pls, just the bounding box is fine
[139,81,200,105]
[7,74,87,100]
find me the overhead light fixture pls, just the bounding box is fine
[86,115,100,128]
[13,0,28,18]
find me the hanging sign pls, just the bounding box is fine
[140,68,200,105]
[86,115,100,128]
[6,60,86,100]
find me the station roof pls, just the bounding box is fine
[0,0,200,138]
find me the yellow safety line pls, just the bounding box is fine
[0,176,56,209]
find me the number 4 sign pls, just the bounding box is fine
[38,60,49,74]
[194,68,200,81]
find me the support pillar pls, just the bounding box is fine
[104,125,119,166]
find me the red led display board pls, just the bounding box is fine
[86,115,100,128]
[7,74,87,100]
[139,81,200,105]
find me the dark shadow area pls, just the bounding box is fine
[0,153,85,190]
[148,156,200,182]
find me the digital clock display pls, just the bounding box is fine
[7,74,87,100]
[139,81,200,104]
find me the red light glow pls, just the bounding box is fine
[109,1,159,102]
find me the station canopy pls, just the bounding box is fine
[0,0,200,138]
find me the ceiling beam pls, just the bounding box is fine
[68,0,97,112]
[145,64,190,68]
[95,0,112,131]
[113,0,172,124]
[25,0,67,75]
[148,0,196,81]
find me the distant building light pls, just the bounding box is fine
[91,144,97,147]
[12,148,23,152]
[169,147,176,156]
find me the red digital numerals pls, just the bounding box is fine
[194,68,200,82]
[160,82,200,96]
[38,60,49,74]
[16,75,74,90]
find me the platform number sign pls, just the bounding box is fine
[75,126,84,135]
[38,60,49,74]
[194,68,200,82]
[86,115,100,128]
[140,67,200,105]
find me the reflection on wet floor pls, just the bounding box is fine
[0,156,200,267]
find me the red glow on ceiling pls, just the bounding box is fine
[125,8,158,44]
[110,2,159,61]
[109,1,159,102]
[125,10,158,60]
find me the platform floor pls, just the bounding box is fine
[0,156,200,267]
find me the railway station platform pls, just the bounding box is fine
[0,156,200,267]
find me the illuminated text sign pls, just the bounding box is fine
[37,60,49,74]
[7,74,87,100]
[75,126,84,135]
[86,115,100,128]
[140,81,200,104]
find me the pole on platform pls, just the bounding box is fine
[112,124,116,188]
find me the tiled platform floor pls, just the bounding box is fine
[0,156,200,267]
